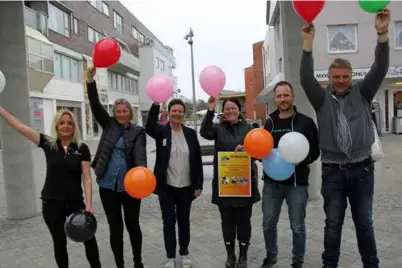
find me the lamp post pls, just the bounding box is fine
[184,28,197,132]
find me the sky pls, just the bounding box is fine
[120,0,268,101]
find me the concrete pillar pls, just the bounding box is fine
[0,1,38,219]
[279,1,321,200]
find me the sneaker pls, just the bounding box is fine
[181,255,193,268]
[260,257,277,268]
[165,259,176,268]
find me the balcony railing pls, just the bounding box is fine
[118,49,140,72]
[24,6,48,34]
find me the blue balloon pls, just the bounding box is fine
[262,149,295,181]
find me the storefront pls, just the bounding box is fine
[315,66,402,134]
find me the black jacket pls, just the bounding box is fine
[200,110,261,207]
[263,107,320,186]
[145,104,203,195]
[86,81,147,179]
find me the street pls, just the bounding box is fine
[0,135,402,267]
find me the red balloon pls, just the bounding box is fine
[292,0,325,23]
[92,38,121,68]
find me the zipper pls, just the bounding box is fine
[290,113,297,188]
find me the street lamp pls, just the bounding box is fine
[184,28,197,132]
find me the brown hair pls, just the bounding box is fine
[221,98,246,122]
[328,58,352,71]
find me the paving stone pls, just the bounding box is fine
[0,135,401,267]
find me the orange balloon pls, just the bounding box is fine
[124,167,156,199]
[244,128,274,159]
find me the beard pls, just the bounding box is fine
[277,103,292,112]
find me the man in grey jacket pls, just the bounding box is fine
[299,9,390,268]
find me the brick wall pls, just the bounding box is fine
[244,41,267,124]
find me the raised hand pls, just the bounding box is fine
[207,96,216,111]
[375,8,390,33]
[86,66,96,82]
[301,22,315,41]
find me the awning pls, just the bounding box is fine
[255,72,284,104]
[25,26,51,44]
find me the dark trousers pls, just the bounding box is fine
[42,199,101,268]
[99,187,143,267]
[321,160,379,268]
[218,205,253,243]
[158,185,193,259]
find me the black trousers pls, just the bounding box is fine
[99,187,143,267]
[218,205,253,243]
[158,185,193,259]
[42,199,101,268]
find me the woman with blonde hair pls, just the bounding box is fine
[0,107,101,268]
[86,67,147,268]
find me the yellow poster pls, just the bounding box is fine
[218,152,251,197]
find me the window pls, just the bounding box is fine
[48,4,70,37]
[54,52,81,82]
[113,11,123,33]
[131,27,145,43]
[160,60,165,71]
[88,26,105,43]
[395,21,402,49]
[108,71,139,95]
[275,18,280,40]
[156,57,160,68]
[327,24,358,54]
[73,18,79,35]
[27,37,53,73]
[88,0,109,16]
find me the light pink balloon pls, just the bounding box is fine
[146,76,174,103]
[199,66,226,97]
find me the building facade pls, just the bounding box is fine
[21,0,176,140]
[244,41,267,125]
[138,39,177,124]
[259,1,402,134]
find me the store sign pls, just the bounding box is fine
[314,66,402,82]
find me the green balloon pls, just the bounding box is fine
[359,0,390,13]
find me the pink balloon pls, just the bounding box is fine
[146,76,174,103]
[199,66,226,97]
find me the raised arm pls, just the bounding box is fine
[300,23,326,111]
[86,67,111,128]
[200,110,217,140]
[145,103,164,140]
[200,97,217,140]
[0,106,40,145]
[359,9,390,102]
[133,127,147,167]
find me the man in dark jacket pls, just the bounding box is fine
[260,81,320,268]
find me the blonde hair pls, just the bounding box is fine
[113,98,134,122]
[329,58,352,71]
[49,109,82,151]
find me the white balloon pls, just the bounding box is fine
[0,70,5,94]
[278,132,310,164]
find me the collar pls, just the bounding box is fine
[327,84,351,97]
[268,106,298,120]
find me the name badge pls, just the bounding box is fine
[162,139,167,146]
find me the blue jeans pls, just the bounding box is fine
[321,160,379,268]
[262,181,308,264]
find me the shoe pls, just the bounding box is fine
[181,255,192,268]
[164,259,176,268]
[322,266,336,268]
[260,257,278,268]
[134,262,144,268]
[225,241,236,268]
[236,242,249,268]
[291,263,302,268]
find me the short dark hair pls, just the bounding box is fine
[273,81,294,92]
[168,99,186,112]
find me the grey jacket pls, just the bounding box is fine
[300,41,389,163]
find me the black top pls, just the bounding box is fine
[39,134,91,200]
[264,107,320,186]
[271,116,292,148]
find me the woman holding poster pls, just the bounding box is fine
[200,97,260,268]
